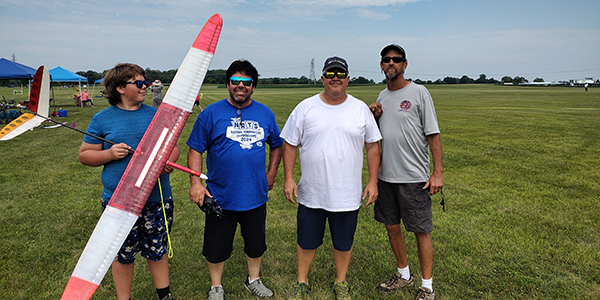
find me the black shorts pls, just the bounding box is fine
[374,180,432,233]
[202,203,267,263]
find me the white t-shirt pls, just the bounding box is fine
[377,82,440,183]
[281,93,382,211]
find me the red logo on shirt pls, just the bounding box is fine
[400,100,411,112]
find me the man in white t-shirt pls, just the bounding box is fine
[281,56,381,300]
[369,44,443,300]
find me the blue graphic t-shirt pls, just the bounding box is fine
[186,99,283,211]
[83,104,172,204]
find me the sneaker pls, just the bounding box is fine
[288,281,311,300]
[158,294,176,300]
[245,277,274,298]
[377,272,414,293]
[207,286,224,300]
[415,286,435,300]
[333,281,351,300]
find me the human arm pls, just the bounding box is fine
[369,102,382,121]
[266,145,283,190]
[161,144,180,175]
[363,141,381,206]
[282,142,298,204]
[424,133,443,195]
[78,141,132,167]
[187,148,210,206]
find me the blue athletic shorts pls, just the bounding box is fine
[297,204,359,252]
[374,180,432,233]
[102,197,174,265]
[202,203,267,264]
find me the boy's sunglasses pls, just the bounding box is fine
[381,56,406,63]
[126,80,149,88]
[322,71,348,79]
[230,77,253,86]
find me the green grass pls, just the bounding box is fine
[0,84,599,299]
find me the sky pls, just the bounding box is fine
[1,0,599,83]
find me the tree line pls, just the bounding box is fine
[74,69,540,86]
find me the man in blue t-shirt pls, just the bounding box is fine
[187,60,283,300]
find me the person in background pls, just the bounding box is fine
[79,89,94,107]
[281,56,381,300]
[369,44,444,300]
[79,63,179,300]
[151,79,164,107]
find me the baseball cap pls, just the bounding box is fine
[380,44,406,59]
[322,56,348,72]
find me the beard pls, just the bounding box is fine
[385,67,400,80]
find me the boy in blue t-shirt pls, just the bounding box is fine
[79,63,179,300]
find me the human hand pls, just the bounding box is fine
[369,102,382,119]
[109,143,132,160]
[283,180,298,204]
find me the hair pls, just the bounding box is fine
[225,60,259,87]
[103,63,146,105]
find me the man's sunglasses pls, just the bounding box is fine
[381,56,406,64]
[322,71,348,79]
[126,80,149,88]
[230,77,253,86]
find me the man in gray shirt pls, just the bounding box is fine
[369,44,443,300]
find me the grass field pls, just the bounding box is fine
[0,84,599,299]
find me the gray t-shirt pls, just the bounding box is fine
[377,82,440,183]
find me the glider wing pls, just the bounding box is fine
[61,14,222,300]
[0,66,50,141]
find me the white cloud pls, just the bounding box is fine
[355,8,391,20]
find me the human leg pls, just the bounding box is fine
[148,257,170,289]
[333,247,353,282]
[385,223,409,269]
[415,232,433,282]
[112,261,134,300]
[208,261,225,287]
[297,245,317,283]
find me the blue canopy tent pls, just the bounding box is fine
[0,58,36,80]
[49,66,88,107]
[0,58,38,105]
[91,78,104,99]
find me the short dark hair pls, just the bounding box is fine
[225,60,259,87]
[103,63,146,105]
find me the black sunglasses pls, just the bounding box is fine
[322,71,348,79]
[125,80,149,88]
[381,56,406,63]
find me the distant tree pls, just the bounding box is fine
[475,74,488,83]
[76,70,102,83]
[414,79,425,84]
[513,76,527,84]
[349,76,374,84]
[204,69,226,84]
[533,78,545,82]
[443,76,460,84]
[487,77,499,84]
[501,76,513,83]
[434,79,445,84]
[460,75,474,84]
